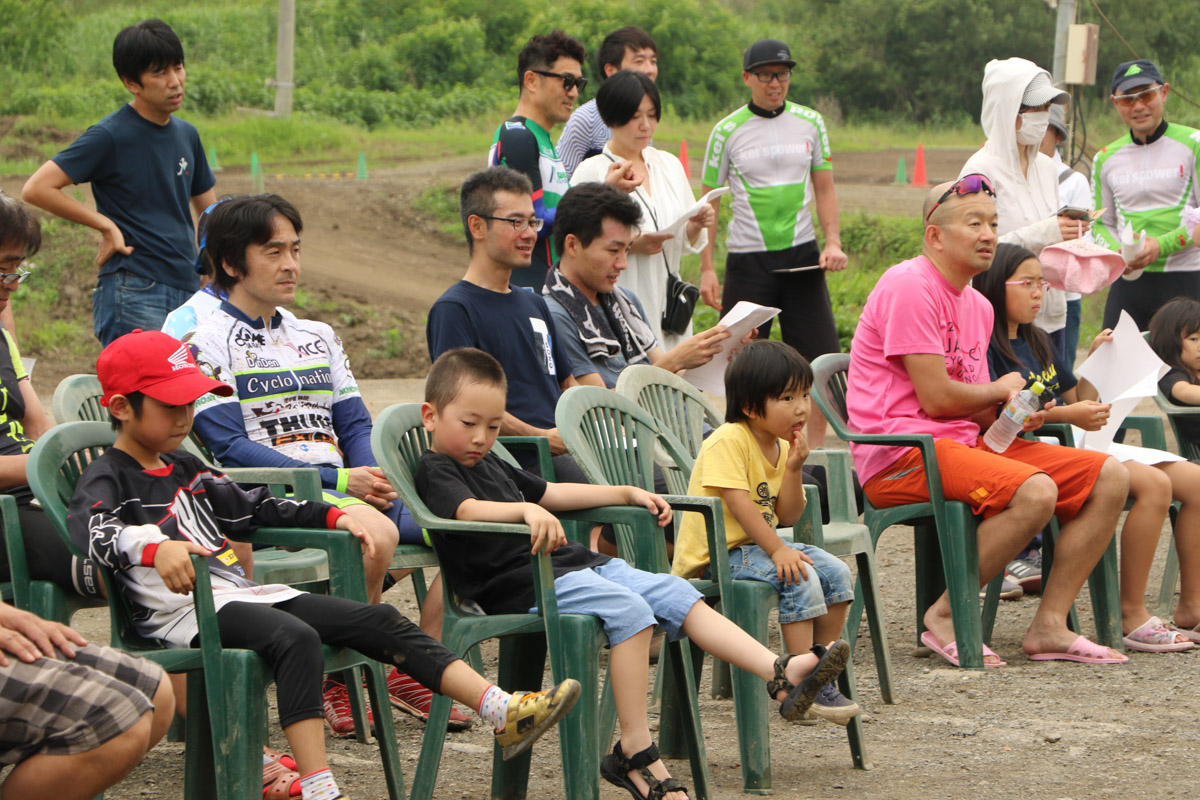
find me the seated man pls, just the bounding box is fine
[845,178,1130,665]
[0,599,174,799]
[185,193,470,732]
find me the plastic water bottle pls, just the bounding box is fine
[983,382,1045,454]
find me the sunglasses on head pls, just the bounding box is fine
[531,69,587,93]
[924,173,997,222]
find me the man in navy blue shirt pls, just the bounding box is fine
[22,19,215,346]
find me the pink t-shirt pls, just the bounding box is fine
[846,255,993,483]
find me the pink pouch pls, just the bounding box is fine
[1039,239,1126,294]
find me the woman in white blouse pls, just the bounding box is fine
[573,70,712,348]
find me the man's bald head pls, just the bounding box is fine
[922,181,955,224]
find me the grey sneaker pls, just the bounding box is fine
[1006,551,1042,594]
[981,575,1024,601]
[808,682,860,726]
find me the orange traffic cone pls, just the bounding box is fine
[679,139,690,179]
[911,143,928,188]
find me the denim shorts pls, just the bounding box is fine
[728,542,854,624]
[93,269,193,346]
[530,558,703,646]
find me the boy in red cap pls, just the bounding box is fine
[68,330,580,800]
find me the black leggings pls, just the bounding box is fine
[204,594,460,728]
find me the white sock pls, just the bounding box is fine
[477,684,512,731]
[299,769,343,800]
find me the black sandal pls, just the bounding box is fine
[774,640,850,721]
[600,741,690,800]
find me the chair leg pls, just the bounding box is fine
[726,594,773,795]
[362,661,406,800]
[657,638,704,759]
[490,636,546,800]
[664,636,712,800]
[1157,506,1181,617]
[912,522,943,643]
[981,573,1002,645]
[341,666,374,744]
[839,656,872,770]
[183,673,216,800]
[853,548,895,704]
[934,507,986,671]
[556,620,608,800]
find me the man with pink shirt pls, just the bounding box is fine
[846,176,1129,666]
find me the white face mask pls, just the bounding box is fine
[1016,111,1050,146]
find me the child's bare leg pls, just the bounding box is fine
[282,718,327,776]
[341,504,398,604]
[780,619,814,654]
[418,573,444,640]
[436,659,500,712]
[1119,462,1172,631]
[1160,461,1200,627]
[814,601,850,645]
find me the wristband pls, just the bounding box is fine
[326,507,347,529]
[140,542,161,567]
[336,468,349,494]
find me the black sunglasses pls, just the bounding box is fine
[530,69,587,93]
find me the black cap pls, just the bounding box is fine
[1112,59,1164,94]
[743,39,795,71]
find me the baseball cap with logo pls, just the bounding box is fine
[1111,59,1164,94]
[743,39,796,71]
[98,329,233,407]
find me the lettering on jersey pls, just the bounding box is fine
[528,317,556,376]
[271,431,337,448]
[739,142,811,161]
[167,344,191,371]
[245,351,282,369]
[168,488,227,551]
[250,400,286,418]
[234,328,267,347]
[239,366,332,399]
[285,339,328,357]
[1111,167,1182,186]
[943,321,983,382]
[261,413,335,440]
[338,384,358,397]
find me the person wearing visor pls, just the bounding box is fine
[1092,59,1200,331]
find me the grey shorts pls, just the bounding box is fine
[0,645,162,766]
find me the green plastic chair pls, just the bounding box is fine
[26,421,405,800]
[615,364,895,705]
[1149,388,1199,615]
[371,403,711,800]
[556,385,870,793]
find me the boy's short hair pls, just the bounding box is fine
[108,391,145,431]
[426,348,508,411]
[113,19,185,85]
[597,26,657,76]
[459,168,533,254]
[207,194,303,292]
[516,30,586,89]
[725,341,814,424]
[553,182,642,255]
[595,69,662,129]
[0,190,41,257]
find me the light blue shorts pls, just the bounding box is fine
[529,558,703,646]
[727,543,854,625]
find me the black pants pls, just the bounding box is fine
[205,594,459,728]
[1103,271,1200,331]
[0,502,103,599]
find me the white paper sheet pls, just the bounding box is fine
[682,301,780,395]
[1074,310,1169,451]
[657,187,731,239]
[20,358,34,377]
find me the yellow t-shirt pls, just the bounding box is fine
[671,421,788,579]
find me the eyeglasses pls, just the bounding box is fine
[924,173,997,222]
[749,69,792,84]
[1111,85,1162,107]
[0,265,31,286]
[530,70,587,93]
[1005,278,1051,292]
[477,215,544,233]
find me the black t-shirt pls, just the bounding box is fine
[1159,368,1200,448]
[987,335,1078,405]
[0,327,35,504]
[416,451,609,615]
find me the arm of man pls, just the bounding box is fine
[22,160,132,268]
[18,378,52,441]
[191,188,217,219]
[545,298,607,387]
[1091,156,1120,250]
[652,326,730,374]
[902,353,1024,419]
[698,189,723,310]
[812,170,847,271]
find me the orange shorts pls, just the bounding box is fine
[862,437,1109,521]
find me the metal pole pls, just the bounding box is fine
[273,0,295,117]
[1051,0,1076,87]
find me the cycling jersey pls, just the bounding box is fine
[701,102,832,253]
[186,302,375,490]
[489,116,570,289]
[1092,121,1200,272]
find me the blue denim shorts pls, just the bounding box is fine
[530,558,703,646]
[728,542,854,624]
[93,269,193,346]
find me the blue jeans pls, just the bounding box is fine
[529,558,703,646]
[727,543,854,624]
[93,270,193,346]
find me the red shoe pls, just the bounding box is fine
[322,679,374,738]
[386,668,473,732]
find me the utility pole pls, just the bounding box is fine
[1051,0,1076,87]
[272,0,295,117]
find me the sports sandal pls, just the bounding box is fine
[494,679,581,761]
[774,640,850,722]
[600,741,689,800]
[1122,616,1195,652]
[262,747,299,799]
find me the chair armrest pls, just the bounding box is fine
[222,467,323,502]
[660,494,734,598]
[497,436,555,480]
[229,526,371,602]
[189,552,226,686]
[1031,423,1072,446]
[1,495,31,610]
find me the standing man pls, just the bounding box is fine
[22,19,216,346]
[1093,59,1200,331]
[1041,104,1092,362]
[557,26,659,176]
[699,39,846,448]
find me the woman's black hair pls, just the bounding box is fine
[595,69,662,129]
[1149,296,1200,376]
[972,242,1055,372]
[725,341,813,424]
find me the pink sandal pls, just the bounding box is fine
[1029,635,1129,664]
[263,747,300,799]
[1122,617,1195,652]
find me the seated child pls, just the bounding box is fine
[68,331,580,800]
[416,347,851,800]
[977,245,1200,652]
[672,340,860,723]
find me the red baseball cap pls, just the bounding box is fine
[98,330,234,407]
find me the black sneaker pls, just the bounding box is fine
[1007,551,1042,594]
[809,682,860,726]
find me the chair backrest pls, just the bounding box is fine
[1142,331,1200,460]
[51,374,105,424]
[809,353,855,441]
